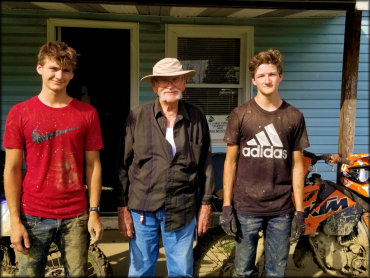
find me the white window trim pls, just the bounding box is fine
[166,24,254,104]
[166,24,254,147]
[47,18,139,108]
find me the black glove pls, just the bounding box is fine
[289,211,305,243]
[220,206,237,237]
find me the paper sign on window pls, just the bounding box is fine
[206,115,229,140]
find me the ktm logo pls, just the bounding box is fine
[242,123,287,159]
[312,196,349,217]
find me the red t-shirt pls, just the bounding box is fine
[3,96,103,218]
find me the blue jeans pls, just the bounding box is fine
[15,213,89,277]
[234,213,293,277]
[129,208,196,277]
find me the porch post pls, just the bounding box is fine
[337,10,362,182]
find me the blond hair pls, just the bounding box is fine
[38,41,78,70]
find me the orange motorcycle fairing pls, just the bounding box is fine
[304,190,356,235]
[303,156,313,176]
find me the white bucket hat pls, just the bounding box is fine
[141,58,196,82]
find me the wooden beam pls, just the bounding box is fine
[1,0,357,10]
[337,9,362,181]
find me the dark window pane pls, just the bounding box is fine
[183,88,238,115]
[178,38,240,84]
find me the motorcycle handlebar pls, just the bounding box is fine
[304,151,351,165]
[317,153,332,164]
[332,154,351,165]
[303,151,332,165]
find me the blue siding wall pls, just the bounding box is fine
[251,14,368,180]
[253,18,345,157]
[139,21,165,104]
[1,13,46,135]
[1,9,369,182]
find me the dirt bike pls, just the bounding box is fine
[193,151,369,277]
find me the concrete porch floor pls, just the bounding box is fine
[98,229,330,278]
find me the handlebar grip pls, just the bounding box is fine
[332,155,351,165]
[303,150,316,159]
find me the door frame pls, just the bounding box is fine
[47,18,139,108]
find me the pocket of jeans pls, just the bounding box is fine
[77,212,89,227]
[21,214,42,230]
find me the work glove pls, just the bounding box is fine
[220,205,237,237]
[289,211,305,243]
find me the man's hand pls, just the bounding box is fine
[10,220,30,255]
[88,212,104,245]
[197,204,212,236]
[220,205,237,237]
[289,211,305,243]
[117,206,134,240]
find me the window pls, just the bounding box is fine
[166,25,254,144]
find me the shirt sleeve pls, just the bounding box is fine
[293,113,310,151]
[198,112,215,205]
[3,105,24,149]
[223,107,240,145]
[85,108,104,151]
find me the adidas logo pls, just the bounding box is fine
[242,123,287,159]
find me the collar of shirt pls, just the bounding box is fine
[154,98,190,129]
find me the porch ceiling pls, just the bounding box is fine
[1,0,358,18]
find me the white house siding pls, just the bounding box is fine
[1,9,369,182]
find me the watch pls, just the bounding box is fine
[89,207,100,214]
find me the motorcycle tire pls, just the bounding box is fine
[0,239,17,275]
[193,226,235,277]
[193,226,265,277]
[46,243,113,277]
[86,244,113,277]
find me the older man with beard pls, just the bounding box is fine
[117,58,214,277]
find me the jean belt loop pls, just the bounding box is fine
[140,211,144,224]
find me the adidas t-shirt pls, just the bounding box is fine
[224,98,310,216]
[3,96,103,219]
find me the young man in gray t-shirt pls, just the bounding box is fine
[221,49,310,277]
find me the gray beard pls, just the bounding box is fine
[159,89,183,102]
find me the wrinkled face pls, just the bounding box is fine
[151,76,186,104]
[252,63,283,97]
[36,58,74,93]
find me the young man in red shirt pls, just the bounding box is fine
[3,41,104,276]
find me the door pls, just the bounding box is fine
[61,27,131,213]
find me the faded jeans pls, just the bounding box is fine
[16,212,89,277]
[234,213,293,277]
[129,208,196,277]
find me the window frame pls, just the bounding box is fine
[166,24,254,146]
[47,18,139,108]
